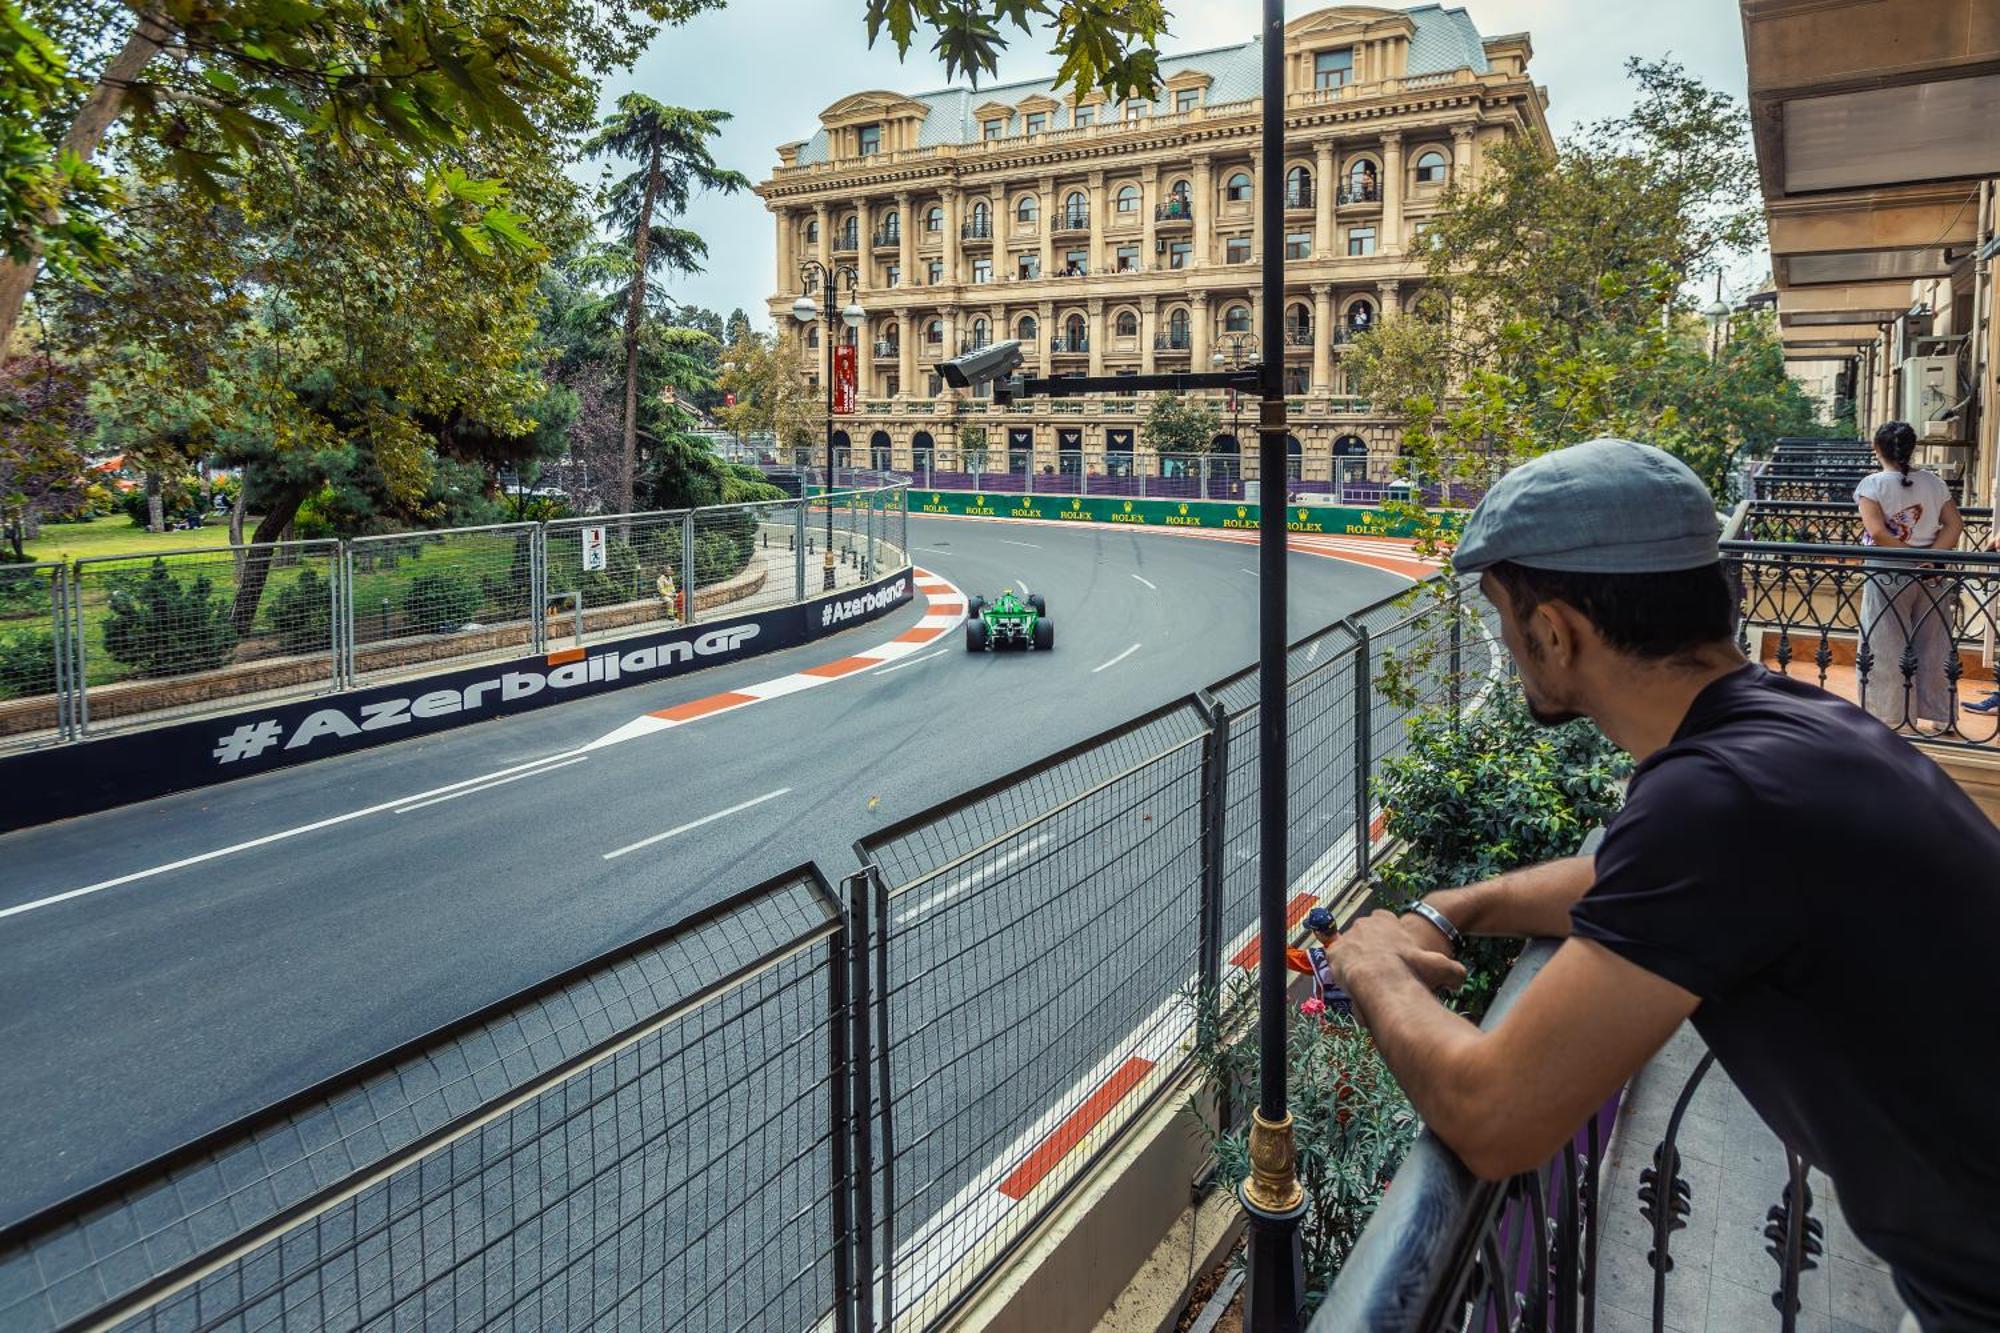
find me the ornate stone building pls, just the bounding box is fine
[755,4,1550,488]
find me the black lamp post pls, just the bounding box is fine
[1243,0,1307,1327]
[793,260,863,591]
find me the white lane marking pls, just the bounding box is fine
[1130,574,1156,590]
[999,539,1041,549]
[894,834,1052,926]
[1016,578,1031,596]
[873,648,949,676]
[393,755,589,814]
[1091,643,1142,674]
[601,788,792,861]
[1240,567,1259,577]
[0,751,591,923]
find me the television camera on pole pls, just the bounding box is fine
[934,340,1264,410]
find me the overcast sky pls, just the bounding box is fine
[611,0,1756,326]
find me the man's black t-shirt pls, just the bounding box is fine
[1570,665,2000,1331]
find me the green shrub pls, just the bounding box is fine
[693,526,754,587]
[0,631,56,698]
[1190,984,1420,1306]
[266,568,332,654]
[0,571,52,615]
[1374,691,1627,1017]
[101,560,238,678]
[400,571,481,634]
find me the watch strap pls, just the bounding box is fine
[1407,900,1463,952]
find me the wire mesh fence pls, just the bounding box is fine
[543,511,689,647]
[855,702,1213,1330]
[0,866,855,1333]
[346,523,538,685]
[0,562,74,752]
[69,541,343,735]
[690,500,803,620]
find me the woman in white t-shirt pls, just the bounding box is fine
[1854,421,1964,731]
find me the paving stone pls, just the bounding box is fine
[1707,1274,1829,1333]
[1829,1256,1907,1332]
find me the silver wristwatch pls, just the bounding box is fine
[1406,900,1464,953]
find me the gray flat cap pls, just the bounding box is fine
[1453,438,1720,574]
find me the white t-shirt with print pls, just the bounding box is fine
[1854,469,1952,548]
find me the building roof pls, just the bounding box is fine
[793,4,1491,165]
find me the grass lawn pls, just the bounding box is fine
[21,515,254,564]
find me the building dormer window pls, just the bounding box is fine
[984,119,1004,140]
[1175,88,1200,113]
[1314,48,1353,89]
[1026,112,1047,135]
[857,123,881,156]
[1073,106,1094,127]
[1124,101,1148,121]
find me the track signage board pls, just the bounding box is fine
[908,491,1431,536]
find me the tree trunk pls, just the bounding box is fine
[144,471,164,532]
[0,13,172,361]
[6,515,23,562]
[618,148,661,517]
[228,483,311,636]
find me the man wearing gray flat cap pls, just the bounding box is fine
[1326,438,2000,1332]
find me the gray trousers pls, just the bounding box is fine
[1860,571,1955,726]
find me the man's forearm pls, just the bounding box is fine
[1423,855,1594,941]
[1340,955,1489,1154]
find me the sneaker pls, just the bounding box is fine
[1966,691,2000,715]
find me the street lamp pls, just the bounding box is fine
[1212,333,1262,502]
[1702,274,1730,362]
[794,260,863,591]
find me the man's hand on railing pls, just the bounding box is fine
[1328,912,1469,1002]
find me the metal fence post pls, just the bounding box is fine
[869,865,897,1330]
[681,511,697,626]
[327,550,344,693]
[1352,623,1374,883]
[51,565,73,741]
[796,500,808,602]
[1195,691,1231,1129]
[1448,584,1464,730]
[530,524,547,655]
[71,563,89,736]
[830,878,859,1333]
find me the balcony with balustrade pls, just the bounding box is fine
[1154,198,1195,229]
[870,225,900,252]
[960,217,994,247]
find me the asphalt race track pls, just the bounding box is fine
[0,514,1409,1228]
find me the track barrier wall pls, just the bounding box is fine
[0,575,1504,1333]
[905,489,1428,536]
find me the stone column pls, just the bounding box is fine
[897,190,914,287]
[1141,164,1159,269]
[1087,170,1105,275]
[1190,291,1211,370]
[1313,141,1335,257]
[775,207,793,292]
[1192,154,1214,268]
[1039,175,1057,277]
[1452,125,1476,190]
[1377,279,1402,318]
[942,187,962,283]
[1038,298,1055,374]
[1381,131,1404,255]
[1311,283,1333,395]
[938,310,958,406]
[1087,298,1106,377]
[899,309,916,398]
[815,202,831,272]
[1140,294,1159,374]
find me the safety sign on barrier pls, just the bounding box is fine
[581,525,607,571]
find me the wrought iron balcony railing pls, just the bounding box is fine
[1155,199,1195,223]
[871,227,900,248]
[1337,182,1382,204]
[872,340,900,358]
[832,229,859,251]
[1154,331,1193,350]
[1048,336,1089,353]
[1283,325,1314,347]
[1284,184,1315,208]
[961,218,993,240]
[1052,208,1090,232]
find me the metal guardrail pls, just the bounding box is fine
[0,486,910,753]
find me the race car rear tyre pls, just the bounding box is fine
[967,595,987,618]
[965,619,989,652]
[1034,618,1053,651]
[1027,593,1047,617]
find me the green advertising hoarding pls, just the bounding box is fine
[907,490,1428,537]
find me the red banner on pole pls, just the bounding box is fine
[833,344,857,415]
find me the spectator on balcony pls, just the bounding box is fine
[1854,421,1964,731]
[1972,526,2000,714]
[1325,437,2000,1333]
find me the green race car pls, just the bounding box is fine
[965,588,1053,652]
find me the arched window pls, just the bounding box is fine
[1285,165,1311,203]
[1017,194,1038,223]
[971,316,989,346]
[806,325,820,348]
[1345,299,1376,330]
[1415,150,1449,184]
[1225,171,1253,202]
[1116,183,1140,213]
[924,319,942,344]
[1347,159,1378,199]
[881,209,899,231]
[1168,308,1190,339]
[1224,304,1251,333]
[1065,313,1086,345]
[925,205,943,232]
[1169,178,1191,200]
[1115,309,1138,337]
[971,199,991,224]
[1064,190,1087,213]
[1285,302,1312,341]
[870,431,893,470]
[805,219,819,243]
[1017,315,1038,341]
